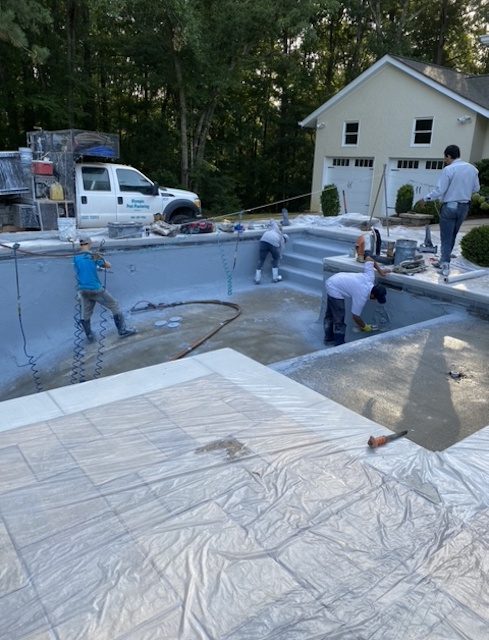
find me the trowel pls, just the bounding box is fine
[418,225,437,254]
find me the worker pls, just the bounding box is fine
[355,221,373,261]
[417,144,480,277]
[73,236,136,341]
[324,257,390,346]
[254,220,288,284]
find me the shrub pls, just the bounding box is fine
[321,184,340,217]
[395,184,414,213]
[475,159,489,188]
[468,191,489,217]
[460,225,489,267]
[412,199,441,224]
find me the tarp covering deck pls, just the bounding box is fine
[1,349,488,639]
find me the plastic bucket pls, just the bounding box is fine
[394,239,417,265]
[57,217,76,241]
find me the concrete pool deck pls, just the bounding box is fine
[1,216,489,638]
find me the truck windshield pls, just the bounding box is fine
[116,168,154,195]
[82,167,111,191]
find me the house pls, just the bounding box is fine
[300,54,489,217]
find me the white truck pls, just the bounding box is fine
[74,161,201,228]
[0,129,202,232]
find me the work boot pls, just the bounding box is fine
[113,313,136,338]
[79,319,95,343]
[254,269,262,284]
[272,268,282,283]
[333,333,345,346]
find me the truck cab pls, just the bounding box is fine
[76,162,201,228]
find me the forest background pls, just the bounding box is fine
[1,0,489,216]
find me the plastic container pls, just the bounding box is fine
[49,182,64,201]
[58,217,76,241]
[394,239,417,265]
[32,160,54,175]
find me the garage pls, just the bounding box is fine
[386,158,443,214]
[322,157,374,215]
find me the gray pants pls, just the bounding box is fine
[324,295,346,345]
[79,289,120,321]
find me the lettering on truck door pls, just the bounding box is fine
[115,167,159,224]
[77,166,117,227]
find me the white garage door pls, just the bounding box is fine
[323,157,374,215]
[387,159,443,214]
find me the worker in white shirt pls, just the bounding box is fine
[417,145,480,277]
[324,257,390,346]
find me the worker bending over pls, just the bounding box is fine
[324,257,390,346]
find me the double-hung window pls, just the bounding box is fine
[343,121,359,146]
[412,118,433,146]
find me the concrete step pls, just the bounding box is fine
[289,237,352,259]
[282,252,324,274]
[280,264,323,292]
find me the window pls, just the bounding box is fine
[82,167,110,191]
[343,122,359,146]
[355,158,373,168]
[397,160,419,169]
[426,160,444,170]
[333,158,350,166]
[412,118,433,145]
[116,168,154,195]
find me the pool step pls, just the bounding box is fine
[279,264,324,291]
[289,237,352,259]
[281,236,351,291]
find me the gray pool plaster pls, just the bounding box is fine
[1,219,489,638]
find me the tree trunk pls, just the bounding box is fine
[173,53,189,188]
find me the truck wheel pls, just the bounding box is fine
[170,209,196,224]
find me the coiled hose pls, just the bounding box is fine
[11,244,43,393]
[71,296,86,385]
[93,244,109,380]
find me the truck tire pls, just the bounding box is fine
[170,209,197,224]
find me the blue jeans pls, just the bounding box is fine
[440,202,470,264]
[324,295,346,345]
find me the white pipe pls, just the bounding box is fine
[445,269,488,284]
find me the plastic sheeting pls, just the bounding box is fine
[1,369,489,639]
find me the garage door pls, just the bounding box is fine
[323,157,374,215]
[387,159,443,214]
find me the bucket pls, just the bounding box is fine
[394,239,417,265]
[57,217,76,241]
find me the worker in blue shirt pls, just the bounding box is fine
[73,236,136,341]
[418,144,480,277]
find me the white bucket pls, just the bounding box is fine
[57,217,76,241]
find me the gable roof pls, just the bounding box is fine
[300,54,489,128]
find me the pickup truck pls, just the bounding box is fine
[75,162,201,228]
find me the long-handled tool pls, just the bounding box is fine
[368,430,408,448]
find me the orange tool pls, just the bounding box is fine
[368,430,408,448]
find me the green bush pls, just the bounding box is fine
[412,199,441,224]
[475,159,489,188]
[321,184,340,217]
[460,225,489,266]
[395,184,414,213]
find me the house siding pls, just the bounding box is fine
[310,64,481,214]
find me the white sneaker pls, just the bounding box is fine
[441,263,450,277]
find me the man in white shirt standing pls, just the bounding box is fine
[324,257,390,346]
[418,145,480,277]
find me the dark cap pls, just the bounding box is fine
[79,235,91,245]
[371,284,387,304]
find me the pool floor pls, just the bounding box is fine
[4,283,488,451]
